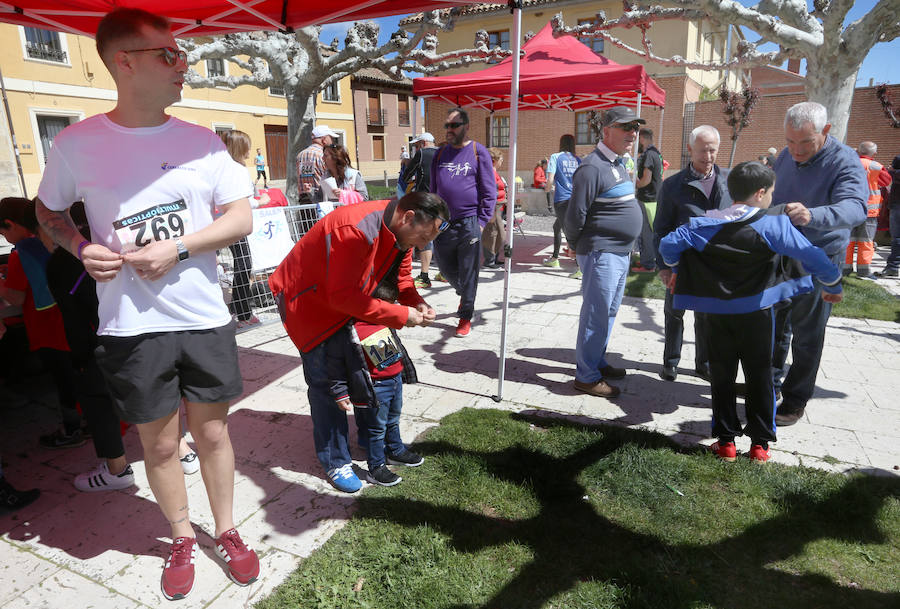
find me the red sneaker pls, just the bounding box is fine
[214,528,260,586]
[455,319,471,337]
[748,444,771,463]
[630,264,656,273]
[710,441,737,462]
[161,537,197,600]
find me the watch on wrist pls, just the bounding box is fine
[175,239,189,262]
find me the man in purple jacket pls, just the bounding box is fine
[430,108,497,337]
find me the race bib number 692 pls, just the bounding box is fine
[112,200,193,253]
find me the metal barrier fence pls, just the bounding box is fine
[217,203,320,328]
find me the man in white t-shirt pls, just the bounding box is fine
[35,8,259,602]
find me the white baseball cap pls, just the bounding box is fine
[411,132,435,143]
[312,125,339,139]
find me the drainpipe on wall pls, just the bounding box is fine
[0,64,28,197]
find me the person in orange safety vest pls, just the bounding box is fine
[844,141,892,278]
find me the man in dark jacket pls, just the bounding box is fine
[876,154,900,278]
[653,125,731,382]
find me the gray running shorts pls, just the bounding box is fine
[95,322,243,424]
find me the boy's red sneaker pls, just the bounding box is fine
[455,319,471,337]
[710,441,737,462]
[214,528,260,586]
[748,444,771,463]
[161,536,197,600]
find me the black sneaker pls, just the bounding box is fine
[386,449,425,467]
[0,476,40,512]
[39,429,86,449]
[366,465,401,487]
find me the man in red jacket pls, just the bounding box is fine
[269,192,448,492]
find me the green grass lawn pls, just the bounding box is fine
[257,409,900,609]
[624,273,900,322]
[367,184,395,200]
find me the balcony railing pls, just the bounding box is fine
[398,110,410,126]
[26,42,67,63]
[367,109,387,126]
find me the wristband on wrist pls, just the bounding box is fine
[77,240,91,260]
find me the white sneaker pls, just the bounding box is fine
[180,451,200,475]
[74,462,135,492]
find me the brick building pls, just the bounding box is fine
[403,0,743,176]
[687,83,900,171]
[406,1,899,178]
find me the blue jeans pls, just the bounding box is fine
[574,251,629,383]
[886,206,900,271]
[772,252,841,409]
[356,374,405,470]
[301,342,351,473]
[433,216,481,320]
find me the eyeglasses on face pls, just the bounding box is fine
[418,208,450,232]
[124,46,187,66]
[613,122,642,133]
[444,121,465,130]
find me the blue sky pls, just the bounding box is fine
[319,1,898,86]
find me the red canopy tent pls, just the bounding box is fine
[414,22,666,112]
[0,1,472,37]
[415,22,666,400]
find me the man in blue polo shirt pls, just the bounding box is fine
[564,107,644,398]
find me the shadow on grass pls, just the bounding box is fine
[341,409,900,609]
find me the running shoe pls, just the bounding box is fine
[542,257,560,268]
[366,465,402,487]
[39,428,86,449]
[386,449,425,467]
[161,537,197,601]
[214,528,260,586]
[710,441,737,462]
[180,451,200,475]
[74,462,135,492]
[327,464,362,493]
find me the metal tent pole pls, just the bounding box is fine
[493,1,522,402]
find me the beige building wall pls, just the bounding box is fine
[0,23,355,194]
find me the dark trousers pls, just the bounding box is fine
[663,290,709,371]
[636,200,656,269]
[552,200,569,258]
[707,309,777,444]
[772,252,840,410]
[886,206,900,271]
[76,356,125,459]
[229,238,253,321]
[37,347,81,435]
[433,215,481,321]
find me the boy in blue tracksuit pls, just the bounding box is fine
[659,162,843,462]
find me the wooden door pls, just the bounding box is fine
[264,124,288,180]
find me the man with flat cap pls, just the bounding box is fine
[564,106,645,398]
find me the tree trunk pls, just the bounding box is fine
[285,88,317,205]
[803,55,859,144]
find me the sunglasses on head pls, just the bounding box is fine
[444,121,465,129]
[613,122,642,132]
[124,46,187,66]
